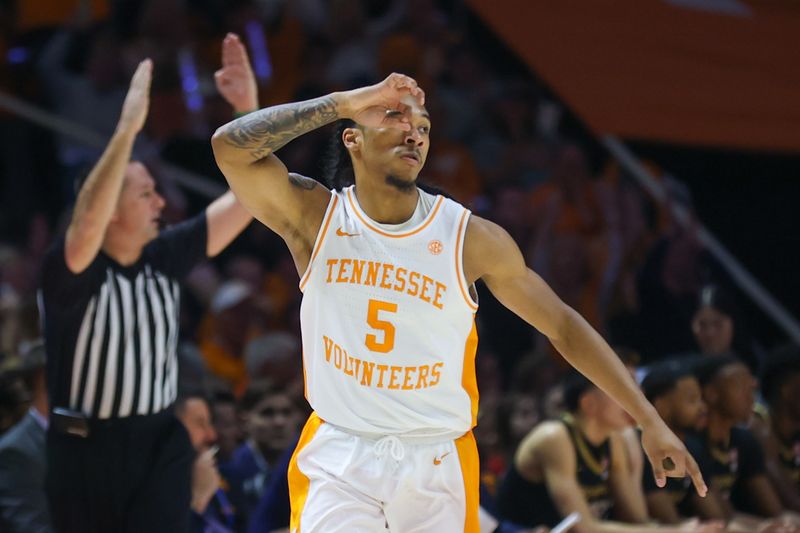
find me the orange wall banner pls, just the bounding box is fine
[468,0,800,152]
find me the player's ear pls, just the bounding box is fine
[342,127,362,152]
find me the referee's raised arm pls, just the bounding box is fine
[64,59,152,274]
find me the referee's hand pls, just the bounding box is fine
[117,59,152,136]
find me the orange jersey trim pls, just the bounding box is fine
[299,194,339,292]
[346,188,444,239]
[288,412,324,532]
[455,210,479,311]
[462,320,479,427]
[455,431,480,533]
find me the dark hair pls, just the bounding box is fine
[174,387,211,415]
[210,389,237,408]
[321,120,357,191]
[641,358,696,402]
[240,380,290,412]
[760,344,800,408]
[563,371,595,413]
[695,284,759,372]
[692,354,743,387]
[697,284,739,318]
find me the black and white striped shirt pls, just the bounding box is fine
[40,216,207,419]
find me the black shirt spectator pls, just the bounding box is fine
[497,414,613,528]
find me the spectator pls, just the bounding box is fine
[220,380,302,526]
[175,392,234,533]
[210,390,242,464]
[0,340,52,533]
[497,372,714,532]
[752,345,800,512]
[692,285,760,373]
[694,355,800,531]
[640,358,724,524]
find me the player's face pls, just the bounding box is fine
[356,97,431,188]
[246,393,300,453]
[709,362,756,422]
[115,162,165,244]
[669,376,708,431]
[692,306,734,355]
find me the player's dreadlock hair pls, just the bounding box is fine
[320,120,452,198]
[320,120,357,191]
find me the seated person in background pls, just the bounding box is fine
[497,372,719,532]
[175,392,235,533]
[751,345,800,513]
[210,390,242,464]
[694,355,800,532]
[219,381,302,526]
[0,341,52,533]
[640,358,726,525]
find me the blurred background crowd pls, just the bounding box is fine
[0,0,799,532]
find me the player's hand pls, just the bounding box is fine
[117,59,152,135]
[339,72,425,131]
[640,417,707,497]
[214,33,258,114]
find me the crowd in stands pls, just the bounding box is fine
[0,1,798,532]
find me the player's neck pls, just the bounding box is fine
[353,177,419,224]
[103,230,145,266]
[706,410,734,446]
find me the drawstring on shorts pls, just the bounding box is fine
[374,435,405,463]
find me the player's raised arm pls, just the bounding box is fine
[463,215,707,497]
[210,73,423,241]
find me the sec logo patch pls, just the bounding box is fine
[428,240,443,255]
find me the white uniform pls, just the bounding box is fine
[289,186,481,532]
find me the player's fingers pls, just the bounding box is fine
[650,453,667,488]
[387,73,419,93]
[686,454,708,497]
[662,455,680,476]
[415,86,426,106]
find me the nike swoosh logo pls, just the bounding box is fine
[433,452,451,465]
[336,227,360,237]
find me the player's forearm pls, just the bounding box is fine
[212,92,347,164]
[551,309,660,426]
[65,128,137,271]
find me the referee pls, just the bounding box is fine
[39,56,255,532]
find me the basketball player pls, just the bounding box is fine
[211,49,705,530]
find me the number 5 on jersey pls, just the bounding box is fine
[365,299,397,353]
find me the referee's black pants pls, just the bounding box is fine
[46,407,194,533]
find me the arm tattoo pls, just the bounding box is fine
[288,173,318,190]
[221,96,339,160]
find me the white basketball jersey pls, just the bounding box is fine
[298,185,479,437]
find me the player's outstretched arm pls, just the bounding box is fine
[463,215,707,498]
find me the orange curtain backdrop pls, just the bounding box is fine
[467,0,800,152]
